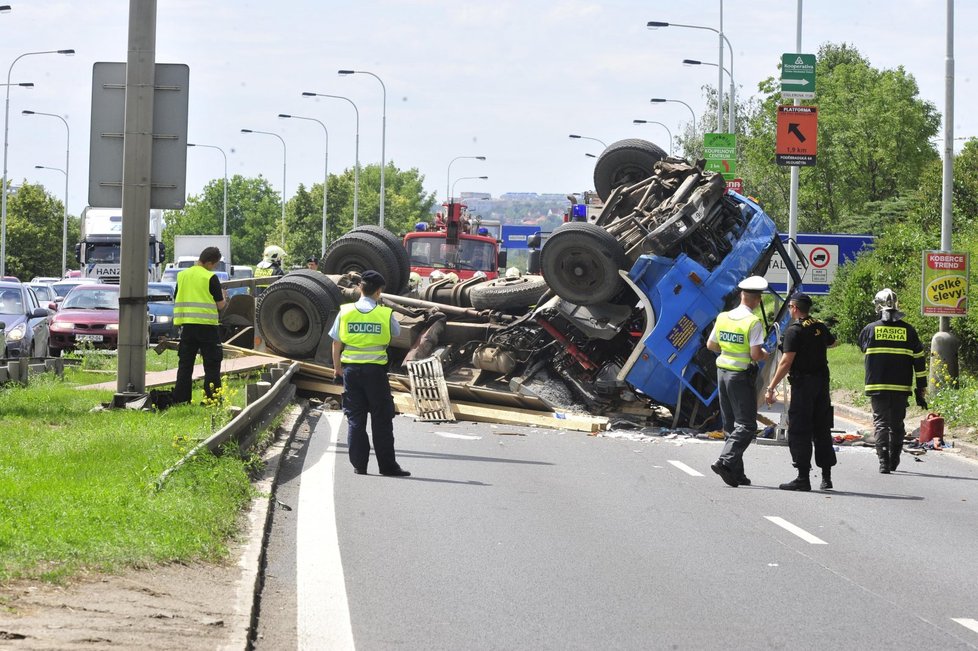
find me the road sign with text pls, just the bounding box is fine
[776,105,817,167]
[704,133,737,176]
[781,53,816,100]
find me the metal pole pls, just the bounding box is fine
[940,0,954,333]
[280,115,330,254]
[116,0,156,398]
[303,92,358,230]
[240,129,286,245]
[26,112,71,276]
[717,0,724,133]
[633,120,673,155]
[342,71,386,227]
[788,0,802,268]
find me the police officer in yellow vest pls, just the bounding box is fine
[173,246,227,404]
[706,275,770,487]
[330,270,410,477]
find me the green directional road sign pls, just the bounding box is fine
[781,53,816,100]
[704,133,737,176]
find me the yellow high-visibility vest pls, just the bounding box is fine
[174,265,219,326]
[338,303,393,365]
[715,311,760,371]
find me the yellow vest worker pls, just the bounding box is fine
[173,247,226,404]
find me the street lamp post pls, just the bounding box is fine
[23,110,69,276]
[33,165,67,276]
[451,175,488,200]
[280,113,329,255]
[682,59,735,134]
[338,69,386,228]
[1,48,74,277]
[302,91,360,229]
[649,98,698,134]
[241,128,287,247]
[446,155,486,203]
[648,18,734,132]
[187,143,228,236]
[568,134,608,149]
[632,119,674,155]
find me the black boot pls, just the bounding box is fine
[878,448,890,474]
[890,448,901,472]
[779,470,811,491]
[819,467,833,490]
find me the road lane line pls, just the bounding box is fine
[667,460,704,477]
[297,412,355,650]
[764,516,828,545]
[953,618,978,635]
[434,431,481,440]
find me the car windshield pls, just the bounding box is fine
[52,282,82,298]
[61,288,119,310]
[0,289,24,314]
[406,236,495,271]
[161,269,179,283]
[28,284,55,301]
[147,283,173,302]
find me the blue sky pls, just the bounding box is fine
[1,1,973,217]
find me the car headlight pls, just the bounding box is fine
[157,315,171,323]
[106,323,120,331]
[52,321,75,330]
[6,322,25,341]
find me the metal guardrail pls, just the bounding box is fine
[155,360,299,489]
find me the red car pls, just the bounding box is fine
[49,283,121,355]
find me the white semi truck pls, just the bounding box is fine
[171,235,232,274]
[75,207,165,283]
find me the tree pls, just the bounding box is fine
[4,181,70,280]
[740,43,940,232]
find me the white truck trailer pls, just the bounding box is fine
[75,207,165,283]
[172,235,232,274]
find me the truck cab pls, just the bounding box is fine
[403,202,505,283]
[75,207,165,283]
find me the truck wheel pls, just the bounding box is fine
[287,269,345,305]
[541,222,627,305]
[257,276,341,358]
[469,275,549,310]
[352,225,410,294]
[593,138,667,201]
[322,232,403,295]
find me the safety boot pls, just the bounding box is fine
[890,448,901,472]
[878,448,890,474]
[819,467,833,490]
[779,470,811,491]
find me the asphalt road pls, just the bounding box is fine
[255,409,978,650]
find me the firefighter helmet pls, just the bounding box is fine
[873,288,898,312]
[263,245,286,263]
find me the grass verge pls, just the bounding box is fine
[0,355,259,583]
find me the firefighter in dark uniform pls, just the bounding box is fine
[706,275,770,488]
[858,288,927,473]
[173,246,227,404]
[329,270,410,477]
[765,292,838,491]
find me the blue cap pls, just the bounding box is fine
[360,270,386,287]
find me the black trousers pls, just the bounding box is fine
[787,373,836,472]
[871,393,908,467]
[342,364,398,472]
[173,324,223,404]
[717,366,758,479]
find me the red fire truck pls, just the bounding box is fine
[402,201,505,281]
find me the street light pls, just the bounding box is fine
[568,134,608,149]
[241,128,287,247]
[280,113,329,255]
[649,98,698,134]
[451,175,488,200]
[302,91,360,229]
[585,153,597,158]
[0,6,11,12]
[338,69,387,228]
[1,48,74,277]
[632,119,674,155]
[23,110,69,276]
[447,155,486,203]
[187,143,228,236]
[648,18,734,132]
[33,165,67,276]
[682,59,735,133]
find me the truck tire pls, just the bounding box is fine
[257,276,341,359]
[322,232,403,295]
[352,225,410,293]
[593,138,667,201]
[287,269,345,305]
[540,222,627,305]
[469,275,549,310]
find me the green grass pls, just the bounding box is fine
[0,360,255,583]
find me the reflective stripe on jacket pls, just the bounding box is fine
[338,302,393,365]
[859,319,926,395]
[174,265,219,326]
[715,311,760,371]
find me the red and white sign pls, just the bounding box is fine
[808,246,831,269]
[725,178,744,194]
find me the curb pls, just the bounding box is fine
[833,402,978,464]
[222,401,308,651]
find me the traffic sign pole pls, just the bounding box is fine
[788,0,804,268]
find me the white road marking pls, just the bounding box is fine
[953,618,978,635]
[297,412,355,650]
[764,516,828,545]
[434,431,481,440]
[667,460,704,476]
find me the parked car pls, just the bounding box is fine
[0,280,51,357]
[49,283,121,355]
[51,279,89,301]
[27,282,57,307]
[30,276,60,284]
[147,282,177,341]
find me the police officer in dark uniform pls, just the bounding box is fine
[858,288,927,474]
[329,270,410,477]
[765,292,838,491]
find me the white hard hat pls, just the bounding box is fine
[874,288,898,312]
[429,270,446,281]
[263,245,286,262]
[408,271,422,288]
[737,275,768,293]
[505,266,522,280]
[444,272,459,284]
